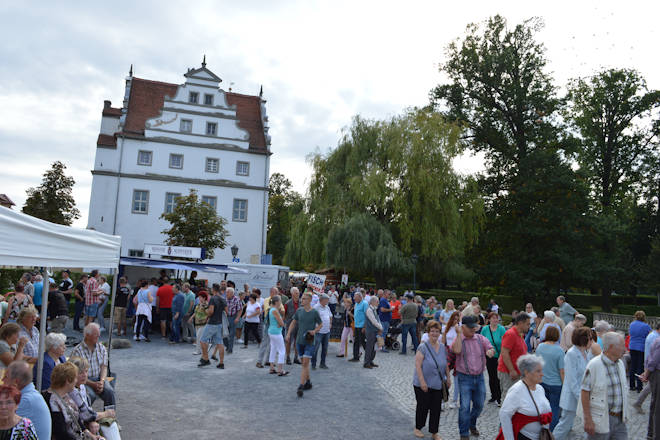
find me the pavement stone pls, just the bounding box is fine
[62,323,652,440]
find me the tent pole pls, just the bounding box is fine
[106,268,119,374]
[36,267,50,392]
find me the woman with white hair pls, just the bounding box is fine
[39,332,67,390]
[497,354,552,440]
[538,310,562,343]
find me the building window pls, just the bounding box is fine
[205,158,219,173]
[189,92,199,103]
[204,94,214,105]
[169,154,183,169]
[236,161,250,176]
[132,190,149,214]
[206,122,217,136]
[128,249,144,257]
[201,196,217,211]
[180,119,192,133]
[232,199,248,222]
[137,150,152,166]
[164,192,181,214]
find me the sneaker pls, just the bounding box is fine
[192,351,201,355]
[303,381,312,390]
[488,398,496,403]
[497,400,501,407]
[469,427,479,436]
[319,364,328,369]
[297,385,304,397]
[211,355,218,361]
[216,363,224,369]
[198,359,210,367]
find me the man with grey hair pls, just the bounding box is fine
[20,273,34,298]
[223,286,242,353]
[556,295,577,323]
[580,332,628,439]
[363,296,383,369]
[5,360,51,440]
[462,297,480,316]
[560,313,586,352]
[71,322,116,406]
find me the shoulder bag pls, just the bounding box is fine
[423,342,449,402]
[523,381,555,440]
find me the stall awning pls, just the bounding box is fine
[120,257,248,274]
[0,206,121,268]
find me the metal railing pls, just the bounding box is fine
[593,312,660,332]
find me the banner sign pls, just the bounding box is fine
[341,274,348,285]
[144,244,203,259]
[307,273,326,294]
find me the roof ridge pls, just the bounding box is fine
[131,77,178,87]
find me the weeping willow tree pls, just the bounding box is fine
[284,108,484,285]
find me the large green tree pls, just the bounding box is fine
[160,189,229,259]
[266,173,303,265]
[431,15,589,299]
[22,161,80,225]
[565,69,660,309]
[284,108,483,283]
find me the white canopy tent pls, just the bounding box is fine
[0,206,121,390]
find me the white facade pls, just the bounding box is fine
[87,62,270,264]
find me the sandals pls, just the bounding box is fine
[278,371,290,376]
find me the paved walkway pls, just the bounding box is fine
[69,328,651,440]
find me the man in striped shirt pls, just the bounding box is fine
[71,323,115,407]
[84,270,102,326]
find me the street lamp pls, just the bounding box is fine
[231,244,239,259]
[411,254,418,293]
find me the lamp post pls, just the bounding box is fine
[231,244,238,261]
[411,254,418,293]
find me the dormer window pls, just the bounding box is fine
[189,92,199,104]
[204,94,214,105]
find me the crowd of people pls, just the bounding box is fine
[2,269,659,440]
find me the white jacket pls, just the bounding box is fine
[577,354,628,434]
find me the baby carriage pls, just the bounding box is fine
[385,321,402,350]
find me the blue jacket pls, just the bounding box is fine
[37,352,66,390]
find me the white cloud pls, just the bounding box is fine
[0,0,658,227]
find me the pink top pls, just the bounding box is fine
[455,333,492,375]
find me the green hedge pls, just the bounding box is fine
[616,305,660,317]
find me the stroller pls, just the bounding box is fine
[384,321,402,350]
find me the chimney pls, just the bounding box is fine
[104,100,112,109]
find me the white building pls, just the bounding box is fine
[87,60,271,264]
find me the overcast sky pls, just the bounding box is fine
[1,1,658,227]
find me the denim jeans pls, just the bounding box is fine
[541,383,562,430]
[400,323,418,354]
[223,314,237,352]
[552,408,576,440]
[97,295,109,329]
[524,328,534,352]
[73,300,84,330]
[457,372,486,437]
[170,317,182,342]
[630,349,644,391]
[381,321,390,343]
[312,332,330,367]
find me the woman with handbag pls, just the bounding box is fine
[497,354,553,440]
[413,320,451,440]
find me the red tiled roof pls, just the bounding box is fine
[118,77,268,152]
[226,92,268,151]
[123,78,178,135]
[97,134,116,148]
[102,107,122,117]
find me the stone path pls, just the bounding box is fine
[66,327,652,440]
